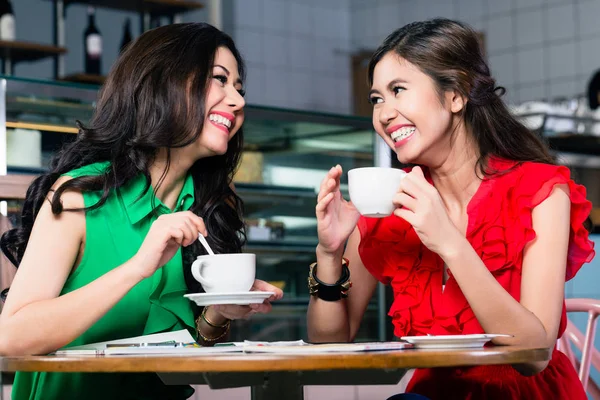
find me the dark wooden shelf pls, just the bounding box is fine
[59,73,105,85]
[0,174,37,201]
[1,372,15,384]
[547,135,600,156]
[48,0,204,15]
[0,41,67,63]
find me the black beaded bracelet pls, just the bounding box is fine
[308,259,352,301]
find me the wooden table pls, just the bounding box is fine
[0,346,551,400]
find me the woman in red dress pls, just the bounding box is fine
[307,18,595,399]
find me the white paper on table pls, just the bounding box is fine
[241,341,414,354]
[54,329,197,356]
[54,332,413,356]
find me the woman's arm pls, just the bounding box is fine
[0,177,206,356]
[307,227,378,343]
[0,176,146,355]
[442,185,571,374]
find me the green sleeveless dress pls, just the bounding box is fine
[12,162,197,400]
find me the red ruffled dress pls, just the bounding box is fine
[357,158,595,399]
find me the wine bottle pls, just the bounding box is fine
[119,18,132,54]
[84,6,102,75]
[0,0,15,41]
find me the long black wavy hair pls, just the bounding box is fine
[0,23,247,303]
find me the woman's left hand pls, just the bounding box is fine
[392,166,463,258]
[211,279,284,320]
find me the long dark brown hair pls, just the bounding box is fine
[1,23,246,302]
[368,18,555,174]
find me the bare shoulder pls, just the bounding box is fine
[0,176,87,318]
[533,183,570,215]
[46,175,85,211]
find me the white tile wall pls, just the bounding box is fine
[489,52,515,88]
[244,63,266,105]
[351,6,376,48]
[289,37,314,70]
[235,0,263,30]
[502,85,519,104]
[515,0,544,10]
[515,82,547,102]
[579,36,600,78]
[313,40,338,73]
[348,0,600,105]
[545,3,576,42]
[288,71,314,109]
[236,31,265,65]
[456,0,486,22]
[516,9,544,47]
[289,2,313,35]
[517,48,545,84]
[426,1,456,21]
[262,0,288,33]
[9,0,600,120]
[486,0,512,16]
[577,0,600,37]
[548,42,577,79]
[377,3,403,39]
[263,67,289,104]
[263,35,289,68]
[548,76,580,98]
[487,14,515,53]
[234,0,352,114]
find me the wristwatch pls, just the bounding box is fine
[308,258,352,301]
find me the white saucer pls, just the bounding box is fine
[400,334,513,349]
[184,291,275,306]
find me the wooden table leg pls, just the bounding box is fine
[250,372,303,400]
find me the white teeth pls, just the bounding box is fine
[209,114,232,128]
[390,126,415,142]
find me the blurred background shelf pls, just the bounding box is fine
[47,0,204,15]
[0,41,67,75]
[0,41,66,63]
[60,73,106,85]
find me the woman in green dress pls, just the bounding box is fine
[0,22,282,400]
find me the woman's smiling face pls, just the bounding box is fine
[196,46,246,157]
[370,52,464,165]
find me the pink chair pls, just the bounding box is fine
[557,298,600,399]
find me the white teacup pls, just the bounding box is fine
[348,167,407,217]
[191,253,256,293]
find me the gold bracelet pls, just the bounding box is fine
[197,323,230,343]
[201,306,230,328]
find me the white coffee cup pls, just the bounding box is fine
[191,253,256,293]
[348,167,407,217]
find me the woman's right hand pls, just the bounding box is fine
[133,211,207,279]
[316,165,360,257]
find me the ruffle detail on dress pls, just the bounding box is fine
[467,160,595,281]
[358,216,443,337]
[357,159,595,338]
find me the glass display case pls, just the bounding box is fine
[0,76,390,342]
